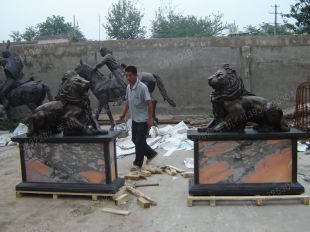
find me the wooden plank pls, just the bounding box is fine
[15,191,114,201]
[137,197,151,208]
[210,199,216,207]
[114,194,129,206]
[101,208,131,216]
[187,195,310,206]
[124,174,147,181]
[181,172,194,178]
[303,197,310,205]
[189,195,310,201]
[144,165,162,174]
[16,190,114,197]
[256,199,264,206]
[112,186,127,200]
[16,192,23,198]
[187,198,193,207]
[126,186,157,206]
[164,167,177,176]
[165,165,185,173]
[140,170,152,177]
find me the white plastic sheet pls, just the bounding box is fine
[0,123,28,147]
[184,158,194,169]
[298,142,309,152]
[116,121,193,157]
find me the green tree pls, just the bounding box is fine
[10,31,23,42]
[36,15,86,41]
[36,15,73,36]
[104,0,146,39]
[151,7,226,38]
[244,23,293,36]
[22,26,37,41]
[283,0,310,34]
[227,21,239,34]
[68,28,86,42]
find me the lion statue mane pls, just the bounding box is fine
[199,64,289,133]
[27,72,107,136]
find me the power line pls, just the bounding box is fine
[270,5,280,35]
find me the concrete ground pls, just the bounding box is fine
[1,144,310,232]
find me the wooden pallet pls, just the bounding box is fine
[16,191,115,201]
[187,195,310,207]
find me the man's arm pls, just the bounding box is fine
[147,100,153,129]
[119,100,129,121]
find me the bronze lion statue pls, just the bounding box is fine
[198,64,289,133]
[27,72,107,136]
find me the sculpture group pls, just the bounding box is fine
[0,40,293,136]
[0,42,176,135]
[5,41,306,200]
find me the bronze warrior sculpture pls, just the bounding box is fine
[75,59,176,130]
[199,64,289,133]
[0,41,53,115]
[27,72,107,136]
[95,47,127,99]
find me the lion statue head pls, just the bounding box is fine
[56,71,90,103]
[208,64,254,103]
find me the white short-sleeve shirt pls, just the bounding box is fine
[125,80,151,122]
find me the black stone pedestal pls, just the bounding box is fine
[187,128,307,196]
[11,131,124,194]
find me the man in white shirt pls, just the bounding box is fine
[118,66,158,171]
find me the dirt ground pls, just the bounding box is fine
[1,144,310,232]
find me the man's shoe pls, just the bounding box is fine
[130,165,141,172]
[146,152,158,165]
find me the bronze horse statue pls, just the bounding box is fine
[75,60,176,130]
[0,78,53,112]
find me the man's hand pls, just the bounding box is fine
[116,114,125,124]
[147,118,153,129]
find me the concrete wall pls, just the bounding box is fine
[1,35,310,115]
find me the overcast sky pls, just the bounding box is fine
[1,0,294,41]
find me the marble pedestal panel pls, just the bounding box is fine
[12,131,124,194]
[187,128,306,196]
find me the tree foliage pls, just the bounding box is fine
[8,15,86,42]
[283,0,310,34]
[22,26,37,42]
[10,31,23,42]
[227,22,239,34]
[36,15,86,41]
[244,23,293,36]
[151,6,227,38]
[104,0,146,39]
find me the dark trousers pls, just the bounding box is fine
[132,121,157,167]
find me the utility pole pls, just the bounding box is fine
[270,5,280,35]
[73,15,76,28]
[98,15,101,41]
